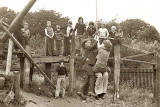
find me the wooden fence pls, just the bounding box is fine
[110,68,154,88]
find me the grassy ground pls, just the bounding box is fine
[23,72,156,107]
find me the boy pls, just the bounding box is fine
[81,38,98,96]
[21,22,30,47]
[55,60,68,99]
[64,21,73,56]
[93,39,112,99]
[97,23,109,40]
[86,21,96,38]
[55,25,64,56]
[73,17,86,56]
[45,21,55,56]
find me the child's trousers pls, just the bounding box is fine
[55,75,66,97]
[95,72,108,95]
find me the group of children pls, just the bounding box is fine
[54,17,121,100]
[16,17,121,100]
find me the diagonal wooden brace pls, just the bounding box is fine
[0,23,56,89]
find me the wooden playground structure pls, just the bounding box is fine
[0,0,160,106]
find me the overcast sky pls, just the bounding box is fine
[0,0,160,32]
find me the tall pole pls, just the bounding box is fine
[96,0,98,22]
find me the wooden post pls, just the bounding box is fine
[5,39,13,75]
[45,63,51,84]
[155,54,160,107]
[20,56,24,88]
[13,71,21,102]
[23,45,31,90]
[113,43,120,100]
[69,33,76,93]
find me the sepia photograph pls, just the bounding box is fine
[0,0,160,107]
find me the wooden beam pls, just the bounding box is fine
[20,57,24,88]
[13,71,21,102]
[121,58,156,65]
[113,43,120,100]
[0,23,56,89]
[69,33,76,93]
[156,54,160,106]
[5,39,13,75]
[23,45,31,90]
[33,56,69,63]
[122,52,156,59]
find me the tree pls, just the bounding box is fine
[25,9,69,36]
[120,19,160,43]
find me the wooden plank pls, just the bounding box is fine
[122,52,156,59]
[69,33,76,94]
[155,55,160,106]
[121,58,156,65]
[23,45,31,91]
[33,56,69,63]
[113,43,120,100]
[20,57,24,88]
[45,63,51,85]
[5,39,13,75]
[13,71,21,102]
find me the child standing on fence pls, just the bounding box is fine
[64,21,73,56]
[45,21,55,56]
[55,25,64,56]
[95,22,109,41]
[55,60,68,99]
[73,17,86,56]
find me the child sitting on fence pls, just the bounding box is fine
[44,21,55,56]
[55,60,68,99]
[55,25,64,56]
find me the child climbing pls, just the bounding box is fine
[93,37,112,99]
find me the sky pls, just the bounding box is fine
[0,0,160,32]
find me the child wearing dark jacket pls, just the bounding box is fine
[55,60,68,99]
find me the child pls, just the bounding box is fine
[21,22,30,47]
[81,38,98,96]
[55,60,68,99]
[45,21,55,56]
[97,23,109,40]
[87,21,96,38]
[64,21,73,56]
[73,17,86,55]
[55,25,64,55]
[93,39,112,99]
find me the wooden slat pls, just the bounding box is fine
[33,56,69,63]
